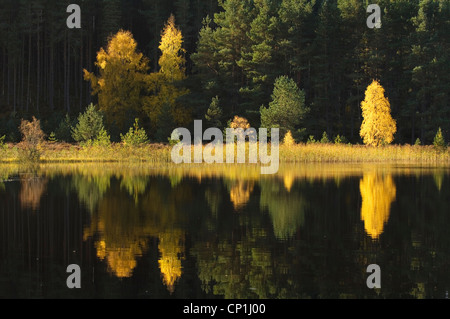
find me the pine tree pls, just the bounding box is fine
[410,0,450,143]
[237,0,280,114]
[205,96,223,127]
[433,127,446,150]
[260,76,309,138]
[120,118,149,146]
[55,114,74,142]
[175,0,193,53]
[100,0,122,45]
[72,103,106,143]
[278,0,316,81]
[360,80,397,146]
[155,103,175,143]
[310,0,345,137]
[191,0,255,117]
[140,0,172,70]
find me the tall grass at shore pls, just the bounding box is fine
[279,143,450,163]
[0,141,449,164]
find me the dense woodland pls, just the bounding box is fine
[0,0,449,144]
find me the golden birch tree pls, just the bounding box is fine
[145,15,190,131]
[83,30,150,130]
[360,80,397,146]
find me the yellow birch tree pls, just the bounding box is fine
[83,30,150,130]
[144,15,190,130]
[360,80,397,146]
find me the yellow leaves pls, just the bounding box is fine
[360,80,397,147]
[144,15,190,129]
[84,30,151,130]
[158,15,186,82]
[96,48,108,69]
[158,230,185,294]
[229,181,255,209]
[230,116,251,129]
[283,130,295,147]
[360,172,396,239]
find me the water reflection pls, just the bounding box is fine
[19,176,48,210]
[359,172,397,239]
[0,163,449,298]
[158,229,185,294]
[228,180,255,210]
[260,178,305,239]
[83,187,149,278]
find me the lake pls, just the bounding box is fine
[0,162,449,298]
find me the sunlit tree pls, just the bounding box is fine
[83,30,150,130]
[144,15,190,131]
[360,80,397,146]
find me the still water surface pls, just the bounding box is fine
[0,163,449,298]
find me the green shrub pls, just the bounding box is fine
[48,132,58,143]
[168,128,181,146]
[120,118,149,146]
[433,127,446,151]
[320,131,330,144]
[307,135,316,144]
[72,104,105,143]
[334,135,347,144]
[55,114,74,142]
[414,138,421,146]
[92,128,111,147]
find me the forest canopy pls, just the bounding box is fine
[0,0,448,144]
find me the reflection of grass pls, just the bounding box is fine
[1,142,449,164]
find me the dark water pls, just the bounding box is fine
[0,163,449,299]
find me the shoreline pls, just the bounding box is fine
[0,142,449,164]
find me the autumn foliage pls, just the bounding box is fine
[145,15,190,130]
[83,30,150,130]
[360,80,397,147]
[19,117,46,161]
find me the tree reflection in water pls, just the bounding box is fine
[360,172,396,239]
[0,163,449,298]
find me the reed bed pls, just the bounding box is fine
[0,142,449,164]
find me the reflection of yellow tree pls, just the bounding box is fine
[283,173,294,192]
[229,181,255,209]
[433,170,444,192]
[19,177,48,210]
[83,190,149,278]
[83,177,191,286]
[95,239,146,278]
[360,173,396,239]
[158,229,185,294]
